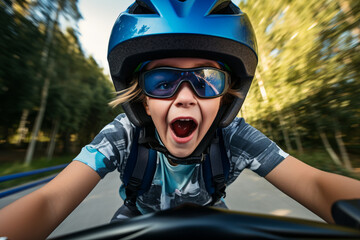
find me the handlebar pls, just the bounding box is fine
[52,203,360,240]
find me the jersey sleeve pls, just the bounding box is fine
[222,118,289,184]
[73,113,135,178]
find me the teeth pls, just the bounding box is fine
[179,119,191,121]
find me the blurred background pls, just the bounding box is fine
[0,0,359,188]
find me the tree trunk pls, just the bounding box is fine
[275,103,293,152]
[24,76,50,164]
[15,109,29,145]
[277,111,293,152]
[334,128,352,171]
[318,129,342,166]
[24,1,60,165]
[47,119,60,160]
[256,69,269,103]
[267,124,275,141]
[290,112,304,154]
[62,131,71,155]
[256,70,293,152]
[293,129,304,155]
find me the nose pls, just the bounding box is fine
[173,82,197,108]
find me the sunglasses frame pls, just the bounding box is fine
[139,67,231,99]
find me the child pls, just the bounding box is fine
[1,1,360,239]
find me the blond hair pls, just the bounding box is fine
[108,77,144,108]
[109,77,243,108]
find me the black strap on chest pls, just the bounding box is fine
[123,127,157,215]
[203,128,230,206]
[123,127,229,213]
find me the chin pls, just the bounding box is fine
[168,148,193,159]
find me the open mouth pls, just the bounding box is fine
[171,118,198,138]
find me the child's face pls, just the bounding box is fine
[144,58,222,159]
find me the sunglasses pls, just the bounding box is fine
[139,67,230,99]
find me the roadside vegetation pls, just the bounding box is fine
[0,0,359,193]
[0,155,72,191]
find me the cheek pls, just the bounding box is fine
[145,98,172,119]
[204,99,221,115]
[201,99,221,126]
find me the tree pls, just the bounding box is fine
[24,0,82,164]
[238,0,359,170]
[0,2,44,142]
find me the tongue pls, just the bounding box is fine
[172,120,197,138]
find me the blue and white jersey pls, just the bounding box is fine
[74,113,288,214]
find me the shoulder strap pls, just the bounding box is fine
[124,127,229,211]
[203,128,230,206]
[123,127,157,214]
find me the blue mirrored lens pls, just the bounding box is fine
[193,69,225,97]
[143,68,227,98]
[144,71,180,97]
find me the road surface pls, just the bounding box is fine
[0,169,323,238]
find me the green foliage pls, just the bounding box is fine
[0,1,120,156]
[0,155,72,191]
[1,1,358,171]
[0,6,44,140]
[239,0,359,166]
[41,26,119,153]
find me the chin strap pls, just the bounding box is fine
[166,153,206,165]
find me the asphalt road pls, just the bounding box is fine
[0,169,323,238]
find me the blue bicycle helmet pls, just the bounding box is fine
[107,0,258,162]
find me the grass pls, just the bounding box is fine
[0,155,73,191]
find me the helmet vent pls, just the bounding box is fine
[209,1,241,15]
[128,0,157,14]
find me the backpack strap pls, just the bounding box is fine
[124,127,229,213]
[123,127,157,215]
[203,128,230,206]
